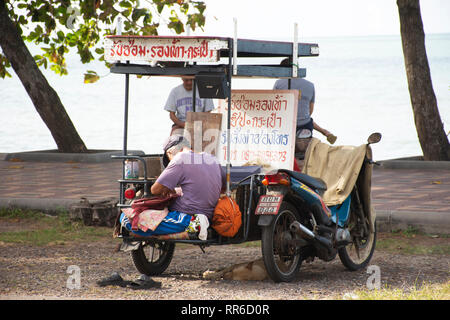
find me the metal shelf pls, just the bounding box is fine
[111,63,306,78]
[223,38,319,58]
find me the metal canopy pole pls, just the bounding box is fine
[192,62,197,112]
[289,23,298,90]
[123,62,129,155]
[293,22,298,78]
[117,17,128,157]
[120,61,130,204]
[226,38,233,197]
[233,18,238,76]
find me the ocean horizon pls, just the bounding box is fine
[1,33,449,161]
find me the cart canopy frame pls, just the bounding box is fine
[105,34,319,199]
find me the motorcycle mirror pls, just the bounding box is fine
[367,132,382,144]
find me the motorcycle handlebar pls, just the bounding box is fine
[365,157,381,166]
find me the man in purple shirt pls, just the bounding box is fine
[151,135,224,221]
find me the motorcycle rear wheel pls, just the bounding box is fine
[338,219,376,271]
[131,241,175,276]
[261,201,302,282]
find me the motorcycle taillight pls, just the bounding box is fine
[261,172,290,186]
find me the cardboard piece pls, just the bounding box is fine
[183,112,223,156]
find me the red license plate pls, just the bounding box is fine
[255,195,284,215]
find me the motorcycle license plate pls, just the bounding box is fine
[255,195,284,215]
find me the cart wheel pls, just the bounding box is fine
[261,201,302,282]
[131,241,175,276]
[338,218,377,271]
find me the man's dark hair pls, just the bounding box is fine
[162,135,191,167]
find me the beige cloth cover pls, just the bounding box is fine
[303,137,376,231]
[303,138,365,206]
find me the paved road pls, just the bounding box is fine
[0,158,449,233]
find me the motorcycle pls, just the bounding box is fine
[255,132,381,282]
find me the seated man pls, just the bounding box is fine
[120,135,223,238]
[151,135,224,222]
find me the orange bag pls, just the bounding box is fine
[212,196,242,237]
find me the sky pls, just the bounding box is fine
[180,0,450,39]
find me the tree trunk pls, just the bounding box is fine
[0,0,88,153]
[397,0,449,160]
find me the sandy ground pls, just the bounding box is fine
[0,226,448,300]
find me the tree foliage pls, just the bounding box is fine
[1,0,206,82]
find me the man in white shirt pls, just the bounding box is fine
[164,77,215,134]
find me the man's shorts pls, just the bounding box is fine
[120,210,191,237]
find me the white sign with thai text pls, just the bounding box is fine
[216,90,298,171]
[104,36,229,62]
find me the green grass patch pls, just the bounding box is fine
[0,208,112,246]
[342,281,450,300]
[377,238,449,255]
[377,231,450,255]
[0,207,47,219]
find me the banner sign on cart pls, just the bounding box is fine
[104,36,229,63]
[216,90,298,171]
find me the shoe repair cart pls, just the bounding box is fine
[104,27,319,282]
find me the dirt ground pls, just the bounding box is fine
[0,221,448,300]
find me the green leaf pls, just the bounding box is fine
[168,20,184,34]
[142,24,159,35]
[121,8,131,18]
[181,3,189,14]
[18,15,27,25]
[57,45,66,56]
[0,54,12,78]
[57,31,65,42]
[119,1,132,8]
[187,13,205,31]
[50,64,62,75]
[131,8,147,22]
[143,12,152,25]
[84,71,100,84]
[196,2,206,15]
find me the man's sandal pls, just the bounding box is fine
[126,274,162,290]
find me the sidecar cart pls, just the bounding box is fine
[104,31,320,281]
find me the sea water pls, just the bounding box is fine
[0,34,449,161]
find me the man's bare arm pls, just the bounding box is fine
[169,111,185,128]
[151,181,175,197]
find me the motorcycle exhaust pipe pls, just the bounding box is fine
[290,221,315,239]
[290,221,333,250]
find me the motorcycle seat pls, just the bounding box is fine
[279,169,327,192]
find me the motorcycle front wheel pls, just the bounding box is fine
[261,201,302,282]
[131,241,175,276]
[338,219,376,271]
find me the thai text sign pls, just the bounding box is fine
[104,36,229,62]
[216,90,298,171]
